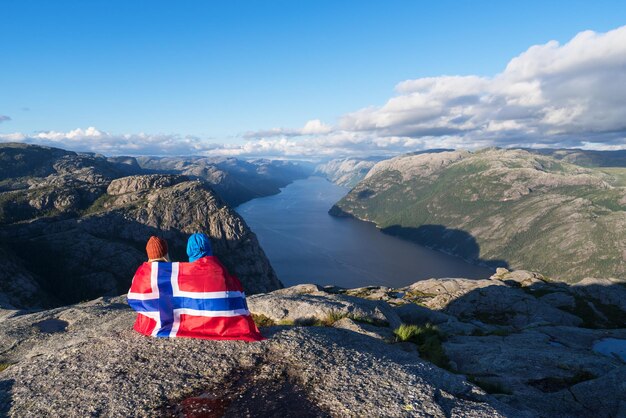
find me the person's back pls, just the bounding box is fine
[127,234,263,341]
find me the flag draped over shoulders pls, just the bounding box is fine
[127,256,264,342]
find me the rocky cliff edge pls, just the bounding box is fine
[1,269,625,417]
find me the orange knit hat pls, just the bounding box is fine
[146,236,168,260]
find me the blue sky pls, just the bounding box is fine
[1,1,625,157]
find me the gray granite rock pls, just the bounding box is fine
[106,174,188,195]
[539,292,576,309]
[0,297,521,417]
[409,278,582,328]
[248,291,402,329]
[443,326,626,418]
[0,176,282,307]
[572,277,626,312]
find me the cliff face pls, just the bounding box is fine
[0,175,281,308]
[0,143,282,309]
[331,148,626,282]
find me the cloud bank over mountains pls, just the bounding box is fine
[2,26,626,158]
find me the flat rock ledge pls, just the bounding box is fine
[1,269,625,417]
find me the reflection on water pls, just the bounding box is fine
[237,176,493,288]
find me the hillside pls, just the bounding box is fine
[137,155,312,206]
[315,151,451,188]
[0,143,281,309]
[0,142,311,208]
[331,148,626,282]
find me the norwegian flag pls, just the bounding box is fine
[127,256,264,341]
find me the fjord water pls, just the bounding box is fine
[237,176,492,288]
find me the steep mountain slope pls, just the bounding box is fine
[0,144,282,309]
[315,151,451,188]
[331,148,626,282]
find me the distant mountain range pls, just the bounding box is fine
[330,148,626,282]
[315,150,451,188]
[314,157,383,188]
[528,148,626,168]
[137,155,313,206]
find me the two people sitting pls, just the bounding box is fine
[127,233,264,342]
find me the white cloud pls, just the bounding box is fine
[224,25,626,157]
[2,26,626,158]
[301,119,332,135]
[243,119,332,138]
[0,127,213,156]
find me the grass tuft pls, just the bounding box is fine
[321,309,348,326]
[251,313,276,327]
[0,363,9,373]
[393,323,450,369]
[253,310,391,329]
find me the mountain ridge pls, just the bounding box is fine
[331,148,626,282]
[0,143,284,309]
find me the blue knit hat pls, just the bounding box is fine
[187,233,213,262]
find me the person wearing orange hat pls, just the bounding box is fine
[146,236,170,262]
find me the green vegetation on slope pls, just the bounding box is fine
[333,149,626,282]
[393,323,450,369]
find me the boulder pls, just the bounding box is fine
[407,278,582,328]
[271,284,325,296]
[490,269,547,287]
[248,290,402,329]
[106,174,188,195]
[407,278,506,310]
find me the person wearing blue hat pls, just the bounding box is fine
[187,232,213,262]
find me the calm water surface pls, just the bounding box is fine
[237,176,492,288]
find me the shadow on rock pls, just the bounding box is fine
[2,207,279,307]
[162,362,330,418]
[382,224,509,269]
[0,378,14,417]
[35,318,69,334]
[403,271,626,418]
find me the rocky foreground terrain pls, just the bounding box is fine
[1,269,625,417]
[0,143,283,309]
[331,148,626,282]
